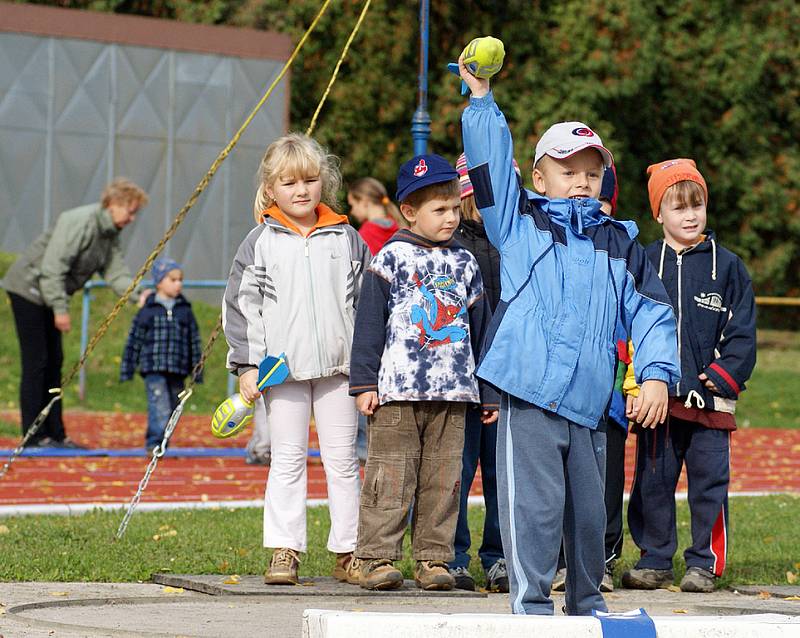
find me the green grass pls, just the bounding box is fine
[0,419,19,438]
[0,496,797,586]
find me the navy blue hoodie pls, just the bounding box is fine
[646,231,756,413]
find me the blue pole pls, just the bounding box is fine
[411,0,431,156]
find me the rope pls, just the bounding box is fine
[114,0,372,537]
[0,0,334,482]
[305,0,373,135]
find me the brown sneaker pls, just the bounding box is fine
[359,558,403,590]
[264,547,300,585]
[414,560,454,591]
[332,552,355,582]
[346,556,364,585]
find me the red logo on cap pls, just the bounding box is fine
[572,127,595,137]
[413,159,428,177]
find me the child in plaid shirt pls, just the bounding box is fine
[121,257,202,450]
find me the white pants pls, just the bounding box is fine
[262,373,359,553]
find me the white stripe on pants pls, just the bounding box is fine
[263,373,359,553]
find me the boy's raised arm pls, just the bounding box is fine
[459,58,523,250]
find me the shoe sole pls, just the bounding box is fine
[680,582,715,593]
[361,578,403,591]
[621,575,672,590]
[600,583,614,593]
[264,577,298,585]
[415,579,454,591]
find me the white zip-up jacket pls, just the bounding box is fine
[223,205,371,381]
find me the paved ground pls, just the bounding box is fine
[1,412,798,508]
[1,580,799,637]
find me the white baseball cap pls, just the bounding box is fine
[534,121,614,168]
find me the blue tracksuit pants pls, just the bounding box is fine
[497,394,607,616]
[628,417,730,576]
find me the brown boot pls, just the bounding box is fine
[359,558,404,590]
[414,560,454,591]
[264,547,300,585]
[346,556,364,585]
[332,552,355,582]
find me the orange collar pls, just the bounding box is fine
[263,203,348,236]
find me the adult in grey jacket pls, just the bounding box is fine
[3,179,148,447]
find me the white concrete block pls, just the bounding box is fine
[302,609,800,638]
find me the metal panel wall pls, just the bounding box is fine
[0,31,287,283]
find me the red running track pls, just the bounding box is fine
[0,412,798,507]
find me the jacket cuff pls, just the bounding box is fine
[469,90,495,109]
[349,383,378,397]
[638,365,672,384]
[236,365,257,376]
[52,302,69,315]
[705,363,740,398]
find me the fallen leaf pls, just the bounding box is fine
[159,524,171,531]
[152,534,161,541]
[300,581,316,586]
[784,596,800,601]
[757,591,772,599]
[0,525,9,535]
[162,586,184,594]
[666,585,681,592]
[787,572,798,584]
[218,560,230,571]
[48,591,69,597]
[223,575,240,585]
[672,609,687,614]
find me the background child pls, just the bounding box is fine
[120,257,202,451]
[622,159,757,593]
[458,58,679,616]
[223,133,370,586]
[347,176,405,254]
[447,152,513,593]
[349,154,498,592]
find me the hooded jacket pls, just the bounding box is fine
[223,204,371,381]
[455,219,501,312]
[461,92,680,429]
[3,204,135,314]
[646,232,756,412]
[349,229,497,408]
[120,293,203,382]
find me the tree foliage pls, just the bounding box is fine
[18,0,800,294]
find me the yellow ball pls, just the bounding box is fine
[210,393,254,439]
[462,36,505,79]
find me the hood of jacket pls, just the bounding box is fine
[382,228,466,251]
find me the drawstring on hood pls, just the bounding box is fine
[711,237,717,281]
[658,240,667,279]
[684,389,706,410]
[658,235,717,281]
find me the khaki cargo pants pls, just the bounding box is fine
[355,400,466,561]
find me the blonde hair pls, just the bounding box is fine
[661,180,707,211]
[253,133,342,223]
[101,178,149,209]
[460,194,483,222]
[348,177,406,228]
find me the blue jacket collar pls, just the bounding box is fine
[526,190,639,239]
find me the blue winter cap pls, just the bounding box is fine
[152,257,181,285]
[396,154,459,203]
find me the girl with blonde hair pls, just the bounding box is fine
[223,133,370,585]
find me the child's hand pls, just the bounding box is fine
[625,393,636,419]
[630,379,668,428]
[356,391,379,416]
[458,54,490,98]
[698,372,719,393]
[137,289,153,308]
[239,369,261,403]
[481,409,499,425]
[54,313,71,333]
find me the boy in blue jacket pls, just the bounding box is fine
[458,60,680,615]
[622,159,756,593]
[349,154,498,592]
[121,258,202,450]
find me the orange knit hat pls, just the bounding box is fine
[646,158,708,219]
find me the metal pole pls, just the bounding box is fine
[79,286,91,401]
[411,0,431,156]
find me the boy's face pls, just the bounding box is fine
[658,189,707,250]
[267,173,322,221]
[400,195,461,243]
[532,149,605,200]
[156,269,183,299]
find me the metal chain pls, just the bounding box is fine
[0,390,61,481]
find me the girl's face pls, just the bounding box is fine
[347,193,368,222]
[267,173,322,221]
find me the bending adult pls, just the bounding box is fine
[3,178,149,448]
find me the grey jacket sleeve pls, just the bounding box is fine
[346,227,372,310]
[223,226,267,374]
[39,216,91,315]
[100,240,136,300]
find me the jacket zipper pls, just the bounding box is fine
[676,252,683,396]
[304,236,325,375]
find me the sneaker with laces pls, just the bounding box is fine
[485,559,509,593]
[345,556,363,585]
[359,558,403,590]
[415,560,454,591]
[600,565,614,592]
[621,567,674,590]
[448,566,475,591]
[332,552,355,582]
[264,547,300,585]
[552,567,567,592]
[680,566,717,593]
